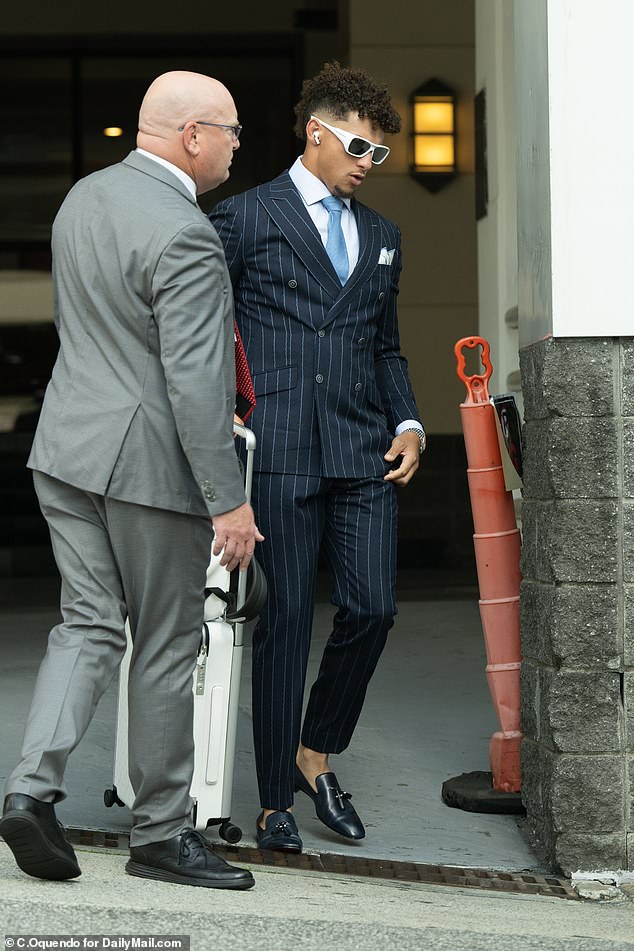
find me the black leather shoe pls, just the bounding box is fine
[126,829,254,889]
[0,793,81,880]
[294,766,365,839]
[256,810,302,853]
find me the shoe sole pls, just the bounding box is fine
[256,841,302,854]
[0,813,81,880]
[125,860,255,889]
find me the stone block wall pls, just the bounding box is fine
[519,337,634,874]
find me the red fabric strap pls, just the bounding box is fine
[234,321,256,421]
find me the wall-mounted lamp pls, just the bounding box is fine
[103,127,124,137]
[410,78,456,193]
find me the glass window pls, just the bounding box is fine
[0,44,299,261]
[80,54,297,212]
[0,57,73,264]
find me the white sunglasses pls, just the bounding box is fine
[310,115,390,165]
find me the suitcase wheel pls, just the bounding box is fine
[103,786,125,808]
[219,821,242,844]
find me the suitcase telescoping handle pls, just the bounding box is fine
[206,424,264,627]
[232,421,256,502]
[232,422,256,615]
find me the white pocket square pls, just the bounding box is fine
[378,248,395,265]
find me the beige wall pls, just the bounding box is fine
[475,0,521,411]
[348,0,477,434]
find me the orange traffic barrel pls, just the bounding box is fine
[442,336,524,812]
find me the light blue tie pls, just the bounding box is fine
[322,195,349,285]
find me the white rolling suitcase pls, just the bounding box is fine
[104,424,265,844]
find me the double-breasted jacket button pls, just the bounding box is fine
[288,279,298,288]
[358,337,366,344]
[318,329,326,337]
[378,292,385,301]
[354,382,362,391]
[315,374,324,384]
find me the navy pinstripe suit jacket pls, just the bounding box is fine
[211,171,421,478]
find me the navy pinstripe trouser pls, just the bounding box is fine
[251,472,398,810]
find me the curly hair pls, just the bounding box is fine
[293,60,401,140]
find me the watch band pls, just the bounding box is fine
[401,426,426,454]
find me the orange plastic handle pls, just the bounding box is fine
[454,336,493,404]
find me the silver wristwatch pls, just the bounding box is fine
[401,426,426,454]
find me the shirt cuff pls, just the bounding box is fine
[395,419,425,436]
[395,419,426,453]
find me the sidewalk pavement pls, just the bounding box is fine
[4,582,634,948]
[1,593,539,873]
[2,841,634,951]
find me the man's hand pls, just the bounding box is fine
[212,502,264,572]
[383,431,423,486]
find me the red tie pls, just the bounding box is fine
[234,322,256,422]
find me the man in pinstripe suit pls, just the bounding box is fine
[211,61,425,852]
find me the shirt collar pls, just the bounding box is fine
[289,156,352,210]
[136,148,197,200]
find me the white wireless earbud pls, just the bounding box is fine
[313,131,320,144]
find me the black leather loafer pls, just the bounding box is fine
[294,766,365,839]
[256,810,302,853]
[126,829,254,889]
[0,793,81,880]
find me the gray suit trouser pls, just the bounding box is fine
[6,472,212,847]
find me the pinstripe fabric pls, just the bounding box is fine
[211,172,420,478]
[251,472,397,809]
[210,172,420,810]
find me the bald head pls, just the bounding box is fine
[139,71,232,136]
[136,71,240,193]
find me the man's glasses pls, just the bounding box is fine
[177,120,242,141]
[310,115,390,165]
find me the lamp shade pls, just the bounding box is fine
[410,78,457,192]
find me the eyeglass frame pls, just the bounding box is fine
[177,120,242,140]
[310,115,390,165]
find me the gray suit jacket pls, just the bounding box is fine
[29,150,245,517]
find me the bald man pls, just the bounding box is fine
[0,72,260,890]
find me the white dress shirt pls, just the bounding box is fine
[289,157,359,277]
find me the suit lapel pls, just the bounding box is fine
[319,200,382,326]
[343,200,382,298]
[259,173,343,300]
[258,174,384,325]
